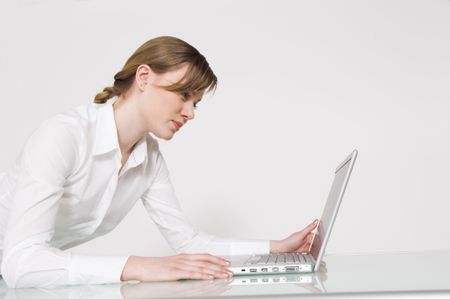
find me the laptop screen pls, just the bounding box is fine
[309,151,357,263]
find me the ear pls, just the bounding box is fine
[135,64,156,92]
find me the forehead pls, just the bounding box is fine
[155,64,189,86]
[154,64,206,101]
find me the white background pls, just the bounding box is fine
[1,0,449,266]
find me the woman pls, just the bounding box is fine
[0,36,317,288]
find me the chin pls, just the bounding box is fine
[162,135,174,141]
[155,131,175,141]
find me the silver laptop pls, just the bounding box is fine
[227,149,358,275]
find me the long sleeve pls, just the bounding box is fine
[1,120,128,288]
[141,150,270,257]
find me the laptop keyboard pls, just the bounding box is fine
[244,253,313,266]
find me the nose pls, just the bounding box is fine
[181,101,195,121]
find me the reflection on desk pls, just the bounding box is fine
[1,251,450,298]
[0,271,327,299]
[122,272,327,298]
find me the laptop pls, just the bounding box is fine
[227,149,358,275]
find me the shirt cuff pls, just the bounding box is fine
[69,254,129,285]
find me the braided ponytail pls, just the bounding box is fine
[94,67,137,103]
[94,86,118,104]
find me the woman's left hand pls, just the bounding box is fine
[270,219,319,253]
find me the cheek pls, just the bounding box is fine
[143,88,182,119]
[160,94,182,114]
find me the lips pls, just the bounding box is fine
[172,120,183,130]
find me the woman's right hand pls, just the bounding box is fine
[120,254,233,282]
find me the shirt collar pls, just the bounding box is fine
[93,100,119,156]
[93,100,148,167]
[128,135,147,167]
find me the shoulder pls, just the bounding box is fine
[22,103,105,165]
[18,105,96,184]
[34,102,112,144]
[28,103,95,146]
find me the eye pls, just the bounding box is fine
[180,91,190,101]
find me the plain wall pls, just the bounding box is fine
[0,0,449,258]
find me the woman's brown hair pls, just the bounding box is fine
[94,36,217,103]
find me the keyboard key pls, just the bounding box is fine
[304,254,313,264]
[257,255,270,265]
[268,254,277,264]
[299,254,306,264]
[276,255,285,264]
[286,253,295,263]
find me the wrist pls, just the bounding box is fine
[121,256,142,281]
[270,240,284,254]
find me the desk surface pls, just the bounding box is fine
[1,250,449,298]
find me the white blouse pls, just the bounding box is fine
[0,100,269,288]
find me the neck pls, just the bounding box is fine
[112,95,147,156]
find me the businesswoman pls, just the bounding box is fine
[0,36,317,288]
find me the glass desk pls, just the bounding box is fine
[1,250,449,298]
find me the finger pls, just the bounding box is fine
[182,260,231,275]
[294,221,318,240]
[178,264,230,279]
[179,253,230,266]
[305,219,319,232]
[178,259,232,278]
[175,269,215,280]
[307,234,316,252]
[292,220,320,240]
[297,243,310,253]
[307,231,314,240]
[298,236,314,253]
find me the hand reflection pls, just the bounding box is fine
[120,278,232,298]
[0,263,328,299]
